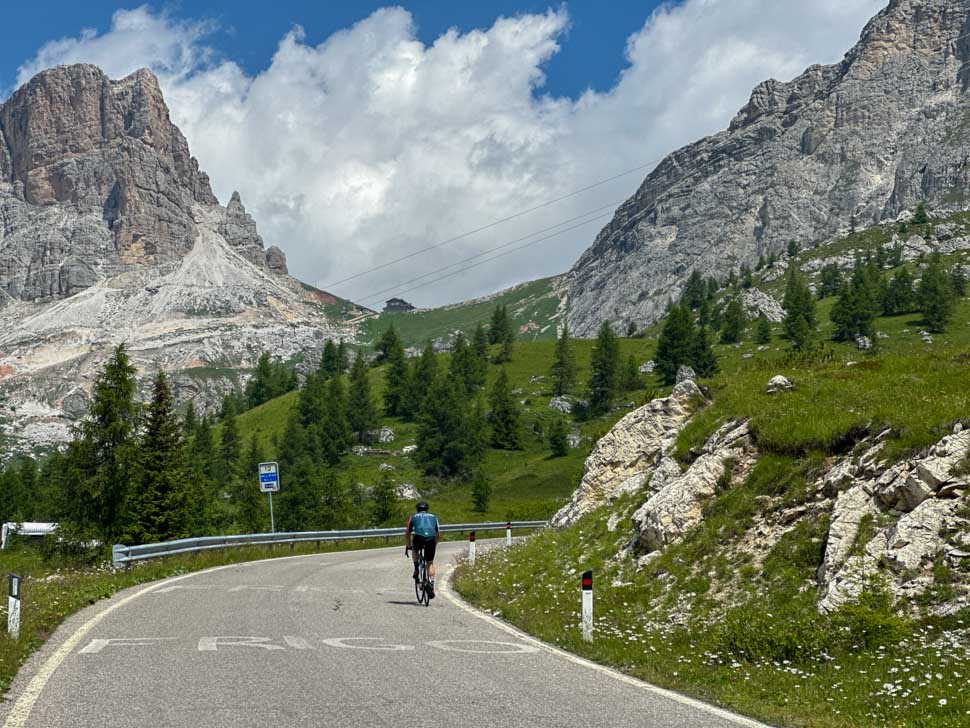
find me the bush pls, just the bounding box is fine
[832,590,910,650]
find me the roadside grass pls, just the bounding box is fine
[455,481,970,727]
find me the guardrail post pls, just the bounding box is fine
[468,531,476,565]
[581,570,593,642]
[111,544,128,570]
[8,574,21,639]
[505,521,512,546]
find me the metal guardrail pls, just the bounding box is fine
[111,521,547,568]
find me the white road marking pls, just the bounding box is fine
[227,585,285,593]
[283,636,313,650]
[321,637,414,651]
[154,585,214,594]
[1,563,241,728]
[197,637,286,652]
[78,638,176,655]
[428,640,538,654]
[439,567,770,728]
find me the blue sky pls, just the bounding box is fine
[0,1,664,99]
[2,1,885,306]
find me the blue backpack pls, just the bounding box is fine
[411,512,438,538]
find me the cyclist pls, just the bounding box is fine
[405,501,440,598]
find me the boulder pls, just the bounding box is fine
[856,335,872,351]
[639,361,656,375]
[766,375,793,394]
[676,365,696,384]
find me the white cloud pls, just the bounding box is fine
[14,1,886,308]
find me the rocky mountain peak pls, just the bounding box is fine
[566,0,970,336]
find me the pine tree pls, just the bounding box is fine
[336,340,349,374]
[882,268,916,316]
[682,270,706,309]
[690,326,719,377]
[348,352,378,444]
[183,401,197,437]
[297,370,326,427]
[830,262,881,341]
[918,253,955,333]
[586,321,620,415]
[320,375,352,465]
[706,276,720,300]
[720,297,746,344]
[383,334,410,417]
[245,352,276,409]
[217,398,242,486]
[740,265,754,289]
[471,469,491,513]
[756,254,766,271]
[471,323,490,386]
[621,354,642,391]
[371,473,398,526]
[547,418,569,458]
[550,323,576,397]
[320,340,339,379]
[913,202,929,225]
[787,240,799,258]
[190,416,217,482]
[62,344,139,541]
[405,341,438,419]
[488,304,509,344]
[819,263,843,299]
[655,304,695,385]
[755,315,772,345]
[783,267,817,350]
[416,376,481,478]
[277,456,320,531]
[128,372,190,543]
[488,368,522,449]
[449,332,478,393]
[375,325,402,365]
[318,469,354,529]
[950,266,967,298]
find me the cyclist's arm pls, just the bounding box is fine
[405,516,413,549]
[434,517,440,543]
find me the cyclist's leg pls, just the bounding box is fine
[424,539,438,594]
[411,542,420,580]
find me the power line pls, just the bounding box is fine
[321,161,654,291]
[354,200,623,304]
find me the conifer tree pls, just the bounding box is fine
[951,266,967,298]
[320,375,352,465]
[449,332,478,393]
[371,473,398,525]
[128,372,190,543]
[190,416,217,482]
[237,432,266,533]
[336,340,349,374]
[550,323,576,397]
[918,253,955,333]
[882,268,916,316]
[690,326,719,378]
[831,262,881,341]
[217,398,242,486]
[819,263,843,299]
[383,334,410,417]
[756,254,766,271]
[655,304,695,385]
[183,401,197,437]
[706,276,720,300]
[621,354,642,391]
[297,370,326,427]
[720,297,746,344]
[488,368,522,449]
[62,344,139,540]
[348,352,378,444]
[547,418,569,458]
[913,202,929,225]
[375,325,402,365]
[587,321,620,416]
[682,270,706,309]
[755,315,772,345]
[320,339,340,379]
[471,469,492,513]
[416,377,482,478]
[787,240,799,258]
[783,267,817,350]
[318,469,354,529]
[405,341,438,419]
[471,323,490,385]
[277,456,320,531]
[740,265,754,289]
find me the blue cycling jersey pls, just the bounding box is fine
[410,512,439,538]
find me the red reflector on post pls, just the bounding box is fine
[469,531,476,542]
[506,521,511,529]
[581,570,593,590]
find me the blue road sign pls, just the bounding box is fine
[258,462,280,493]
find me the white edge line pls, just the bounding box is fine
[440,566,773,728]
[0,542,413,728]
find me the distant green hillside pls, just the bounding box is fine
[357,276,565,348]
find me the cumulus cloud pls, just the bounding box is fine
[14,1,886,308]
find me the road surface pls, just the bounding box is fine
[1,541,765,727]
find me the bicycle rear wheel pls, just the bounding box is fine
[414,566,423,603]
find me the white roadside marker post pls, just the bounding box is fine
[8,574,21,639]
[468,531,476,565]
[581,570,593,642]
[505,521,512,546]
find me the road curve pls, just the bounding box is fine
[1,542,765,728]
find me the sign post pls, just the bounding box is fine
[258,462,280,533]
[505,521,512,546]
[8,574,21,639]
[468,531,476,565]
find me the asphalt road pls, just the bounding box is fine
[1,541,765,728]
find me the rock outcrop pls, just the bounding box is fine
[567,0,970,335]
[551,380,703,527]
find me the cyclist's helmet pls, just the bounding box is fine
[416,501,429,512]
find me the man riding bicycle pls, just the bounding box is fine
[405,501,440,598]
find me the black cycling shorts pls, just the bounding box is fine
[412,535,437,562]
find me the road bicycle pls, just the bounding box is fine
[407,545,432,607]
